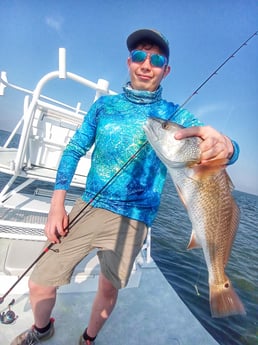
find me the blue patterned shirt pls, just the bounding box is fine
[55,85,239,226]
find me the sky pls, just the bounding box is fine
[0,0,257,195]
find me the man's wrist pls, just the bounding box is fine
[227,139,240,165]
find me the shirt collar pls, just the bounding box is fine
[123,82,162,104]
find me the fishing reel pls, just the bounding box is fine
[0,299,18,324]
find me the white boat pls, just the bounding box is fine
[0,49,219,344]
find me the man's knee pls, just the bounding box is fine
[98,273,118,299]
[29,279,56,297]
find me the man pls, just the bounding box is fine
[11,29,239,345]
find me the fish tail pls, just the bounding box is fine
[209,279,246,318]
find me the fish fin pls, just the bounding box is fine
[226,172,235,192]
[174,183,188,209]
[209,278,246,318]
[190,158,228,179]
[187,231,202,250]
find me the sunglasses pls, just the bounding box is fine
[130,50,167,68]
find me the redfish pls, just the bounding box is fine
[143,118,245,318]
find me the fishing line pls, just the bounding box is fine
[0,31,256,305]
[175,30,258,113]
[194,255,205,296]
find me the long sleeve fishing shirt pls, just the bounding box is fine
[55,85,239,226]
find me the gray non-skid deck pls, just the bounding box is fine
[0,263,219,345]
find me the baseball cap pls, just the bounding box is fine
[126,29,170,60]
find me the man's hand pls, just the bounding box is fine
[44,190,69,243]
[174,125,234,164]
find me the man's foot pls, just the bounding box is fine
[10,318,55,345]
[79,334,95,345]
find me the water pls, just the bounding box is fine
[0,129,257,344]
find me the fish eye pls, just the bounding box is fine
[162,121,169,130]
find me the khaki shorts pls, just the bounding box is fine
[30,199,147,289]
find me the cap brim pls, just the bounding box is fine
[127,29,169,59]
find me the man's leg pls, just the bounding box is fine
[10,280,56,345]
[86,273,118,339]
[29,279,57,328]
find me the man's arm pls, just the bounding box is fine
[45,99,101,243]
[44,190,69,243]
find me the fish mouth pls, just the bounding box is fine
[143,117,164,141]
[143,117,171,163]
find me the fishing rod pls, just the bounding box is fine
[0,30,256,305]
[177,30,258,112]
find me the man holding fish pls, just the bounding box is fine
[11,29,244,345]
